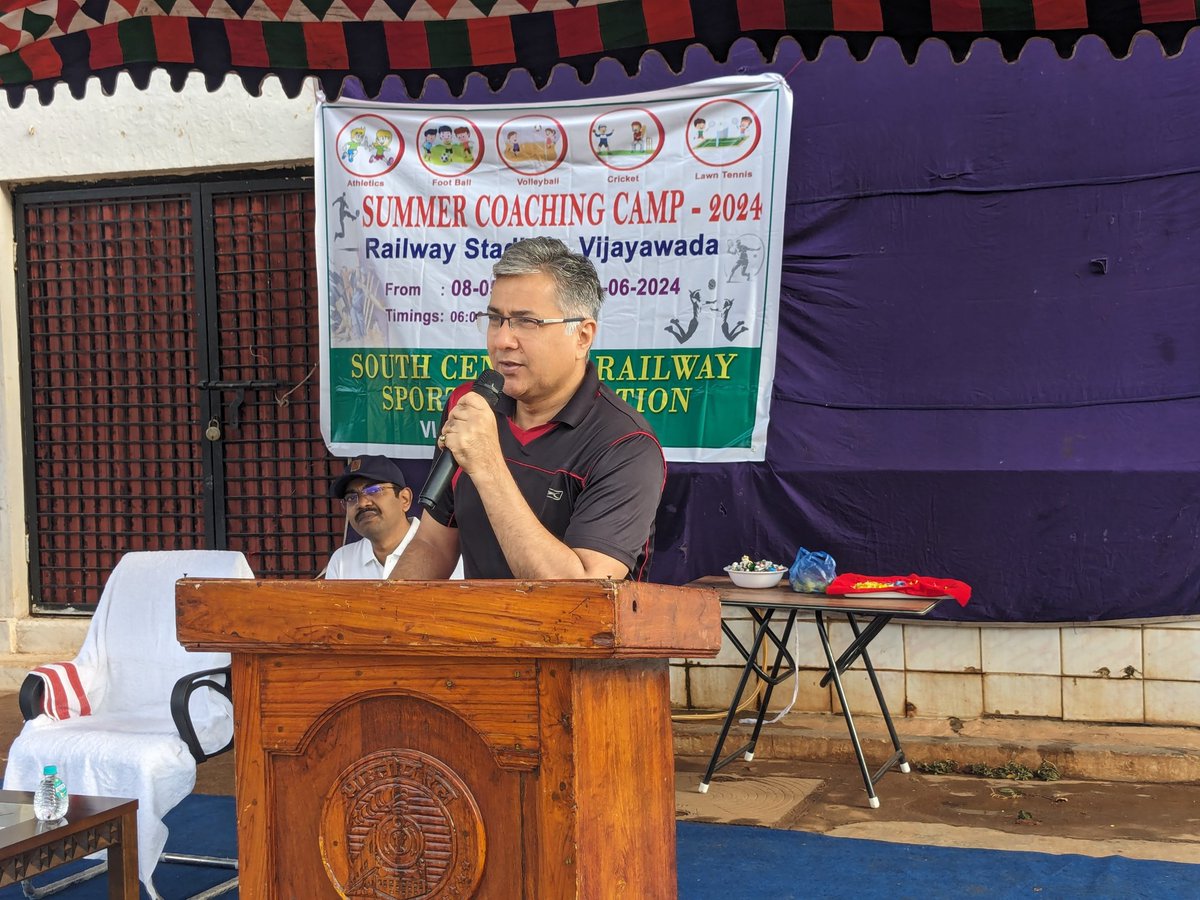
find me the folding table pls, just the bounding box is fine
[689,576,949,808]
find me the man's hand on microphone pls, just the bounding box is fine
[434,381,633,580]
[440,392,505,482]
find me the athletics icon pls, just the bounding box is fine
[336,115,404,178]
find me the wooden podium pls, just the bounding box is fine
[176,578,721,899]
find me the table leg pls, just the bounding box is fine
[698,611,778,792]
[847,613,911,775]
[106,807,139,899]
[819,614,890,688]
[815,610,881,808]
[742,610,799,759]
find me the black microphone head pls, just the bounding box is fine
[475,369,505,408]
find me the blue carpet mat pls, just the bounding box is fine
[676,820,1200,899]
[4,794,1196,898]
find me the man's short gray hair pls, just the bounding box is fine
[493,237,604,321]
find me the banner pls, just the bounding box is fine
[316,74,792,462]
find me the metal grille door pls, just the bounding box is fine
[19,190,206,610]
[18,178,342,612]
[206,184,342,578]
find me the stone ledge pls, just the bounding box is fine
[0,654,46,693]
[11,617,88,658]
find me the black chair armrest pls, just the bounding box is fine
[171,666,234,764]
[18,674,44,721]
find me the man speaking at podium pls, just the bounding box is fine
[389,237,665,582]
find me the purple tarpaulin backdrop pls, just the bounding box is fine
[361,34,1200,622]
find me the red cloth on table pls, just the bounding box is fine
[825,573,971,606]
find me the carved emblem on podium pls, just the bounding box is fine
[322,749,485,898]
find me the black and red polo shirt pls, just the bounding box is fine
[427,362,665,580]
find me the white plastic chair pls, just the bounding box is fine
[2,550,254,899]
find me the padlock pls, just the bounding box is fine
[204,418,222,441]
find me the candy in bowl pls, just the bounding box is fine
[724,556,785,589]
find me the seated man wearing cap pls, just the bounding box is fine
[324,455,419,579]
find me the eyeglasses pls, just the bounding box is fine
[341,483,395,507]
[476,313,586,334]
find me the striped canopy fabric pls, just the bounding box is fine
[1,0,1198,105]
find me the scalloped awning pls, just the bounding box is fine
[2,0,1198,106]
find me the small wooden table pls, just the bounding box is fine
[0,791,138,898]
[691,576,949,808]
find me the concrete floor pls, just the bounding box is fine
[676,756,1200,864]
[4,692,1199,865]
[673,713,1200,863]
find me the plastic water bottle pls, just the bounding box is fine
[33,765,68,821]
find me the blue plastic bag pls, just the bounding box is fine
[789,547,837,593]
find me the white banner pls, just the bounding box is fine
[316,74,792,462]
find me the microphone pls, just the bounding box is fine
[418,369,505,510]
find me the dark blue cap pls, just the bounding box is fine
[331,455,407,498]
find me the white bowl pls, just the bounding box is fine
[724,565,785,589]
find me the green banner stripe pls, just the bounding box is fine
[116,17,157,62]
[21,9,54,40]
[264,21,309,69]
[0,51,33,85]
[426,19,473,68]
[327,346,760,450]
[598,1,649,49]
[784,0,835,32]
[981,0,1035,31]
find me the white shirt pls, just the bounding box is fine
[323,516,465,579]
[324,517,420,579]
